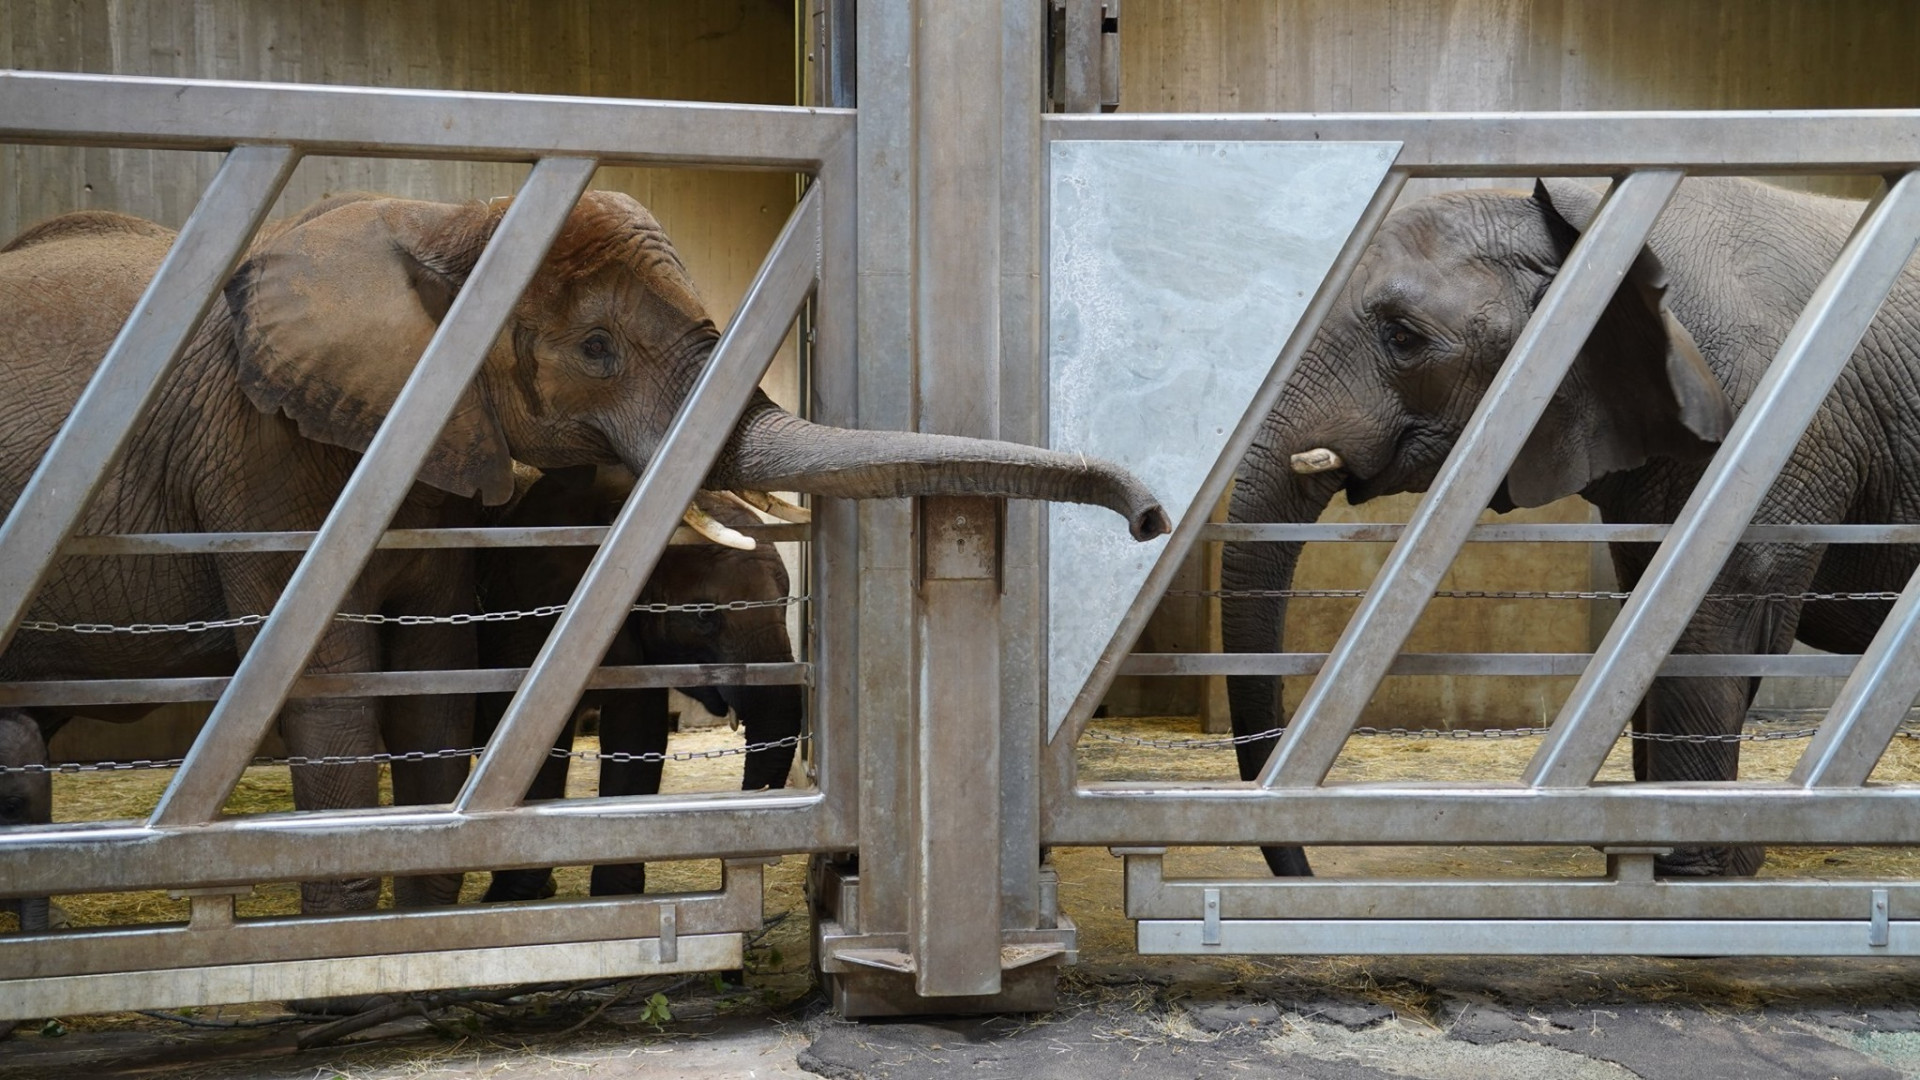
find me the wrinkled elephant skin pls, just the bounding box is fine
[0,194,1166,914]
[1226,177,1920,878]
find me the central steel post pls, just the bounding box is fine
[909,0,1007,997]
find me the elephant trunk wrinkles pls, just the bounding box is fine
[705,393,1170,541]
[1221,470,1340,878]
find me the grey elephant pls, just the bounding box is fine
[0,192,1168,914]
[1225,176,1918,878]
[475,468,800,901]
[0,709,51,934]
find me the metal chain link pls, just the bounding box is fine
[0,733,812,775]
[17,596,805,635]
[1082,720,1919,750]
[1172,588,1903,603]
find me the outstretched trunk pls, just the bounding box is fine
[1221,470,1342,877]
[709,393,1169,541]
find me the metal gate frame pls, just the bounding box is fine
[8,1,1920,1024]
[1037,111,1920,956]
[0,70,862,1017]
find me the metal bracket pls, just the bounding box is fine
[657,903,679,963]
[1871,888,1890,947]
[1046,0,1121,113]
[169,885,253,931]
[1601,846,1672,884]
[1201,887,1222,947]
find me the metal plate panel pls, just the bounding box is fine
[1045,140,1398,735]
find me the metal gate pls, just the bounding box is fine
[6,2,1920,1025]
[0,70,860,1018]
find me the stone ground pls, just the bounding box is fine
[9,721,1920,1078]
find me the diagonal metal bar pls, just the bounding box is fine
[1050,168,1410,750]
[1528,170,1920,789]
[1259,170,1684,789]
[0,144,298,655]
[148,156,598,827]
[456,185,822,812]
[1793,561,1920,788]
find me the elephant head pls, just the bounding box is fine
[224,192,1170,539]
[1224,180,1735,876]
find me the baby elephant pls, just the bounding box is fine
[476,467,801,900]
[0,709,52,933]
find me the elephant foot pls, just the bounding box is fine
[1259,844,1314,877]
[393,872,465,908]
[300,876,380,914]
[482,869,558,903]
[590,862,647,896]
[1656,844,1765,878]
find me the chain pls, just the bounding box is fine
[0,733,811,775]
[17,596,805,636]
[1174,588,1902,603]
[1081,720,1918,751]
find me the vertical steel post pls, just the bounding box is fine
[910,0,1006,998]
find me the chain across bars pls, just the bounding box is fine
[1082,720,1920,750]
[15,596,806,636]
[0,733,811,775]
[1173,588,1903,603]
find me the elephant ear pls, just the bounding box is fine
[225,197,516,505]
[1502,179,1734,508]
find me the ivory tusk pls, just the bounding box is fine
[733,489,812,524]
[1290,448,1344,475]
[683,502,757,550]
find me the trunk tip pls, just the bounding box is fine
[1131,504,1172,542]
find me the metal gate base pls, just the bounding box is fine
[1121,848,1917,957]
[1,859,774,1021]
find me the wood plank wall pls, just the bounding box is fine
[1108,0,1920,727]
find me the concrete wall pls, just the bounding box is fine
[1,0,799,761]
[1101,0,1920,727]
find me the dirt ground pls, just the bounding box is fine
[5,716,1920,1078]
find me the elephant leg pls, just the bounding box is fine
[479,700,581,903]
[723,684,803,791]
[380,609,477,907]
[589,687,669,897]
[1640,541,1820,878]
[280,696,384,912]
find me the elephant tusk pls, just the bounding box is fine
[1290,448,1345,475]
[682,502,757,550]
[726,489,812,524]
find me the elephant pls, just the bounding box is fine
[474,468,800,901]
[0,191,1168,914]
[1223,175,1920,879]
[0,709,51,934]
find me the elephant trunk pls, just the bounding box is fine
[705,393,1170,541]
[1221,467,1342,878]
[15,895,49,932]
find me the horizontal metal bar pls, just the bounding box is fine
[1047,111,1920,175]
[1119,653,1860,678]
[0,869,759,979]
[1202,522,1920,544]
[1,933,743,1023]
[0,662,811,708]
[0,71,851,169]
[1048,784,1920,847]
[61,523,811,555]
[1125,866,1920,922]
[0,791,832,897]
[1137,918,1920,956]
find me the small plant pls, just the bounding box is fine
[638,992,673,1027]
[38,1018,66,1038]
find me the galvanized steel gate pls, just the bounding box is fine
[4,2,1920,1023]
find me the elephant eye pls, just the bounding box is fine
[578,331,618,375]
[1381,321,1427,359]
